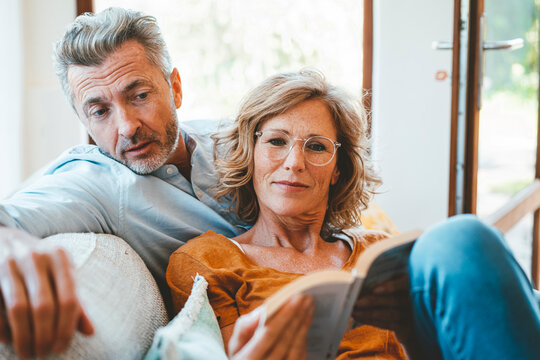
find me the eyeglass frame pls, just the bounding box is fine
[254,130,341,166]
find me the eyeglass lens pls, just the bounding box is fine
[257,130,336,165]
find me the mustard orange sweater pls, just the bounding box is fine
[167,230,406,359]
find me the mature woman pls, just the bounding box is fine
[167,70,540,359]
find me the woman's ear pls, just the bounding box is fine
[331,167,340,185]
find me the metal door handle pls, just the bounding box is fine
[432,40,453,50]
[432,38,523,51]
[483,38,524,51]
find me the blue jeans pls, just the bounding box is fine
[409,215,540,359]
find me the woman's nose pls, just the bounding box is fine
[282,142,306,171]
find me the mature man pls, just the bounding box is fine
[0,7,313,358]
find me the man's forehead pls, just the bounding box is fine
[69,67,140,103]
[69,41,148,75]
[67,50,159,103]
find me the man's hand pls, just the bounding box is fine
[228,295,314,360]
[0,227,94,358]
[352,275,421,358]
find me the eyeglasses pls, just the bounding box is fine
[255,130,341,166]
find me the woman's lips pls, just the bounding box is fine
[273,181,309,191]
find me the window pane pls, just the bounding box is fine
[476,0,539,279]
[94,0,364,120]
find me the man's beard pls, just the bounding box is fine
[98,108,180,175]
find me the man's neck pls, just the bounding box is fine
[167,133,192,181]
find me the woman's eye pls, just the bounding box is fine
[268,138,287,146]
[307,143,327,152]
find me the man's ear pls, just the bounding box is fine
[170,68,182,109]
[331,167,340,185]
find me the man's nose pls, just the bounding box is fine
[115,107,141,138]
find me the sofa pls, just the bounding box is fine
[2,205,537,359]
[0,203,402,359]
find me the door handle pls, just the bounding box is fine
[432,16,524,110]
[483,38,524,51]
[432,40,453,50]
[432,38,523,51]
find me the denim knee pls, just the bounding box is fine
[408,215,540,360]
[409,214,510,288]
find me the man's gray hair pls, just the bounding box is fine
[53,7,173,106]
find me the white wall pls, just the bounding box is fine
[0,0,23,198]
[21,0,86,178]
[372,0,454,230]
[1,0,85,198]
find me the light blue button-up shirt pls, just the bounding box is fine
[0,120,245,300]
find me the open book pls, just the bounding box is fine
[263,229,422,360]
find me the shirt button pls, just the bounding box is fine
[166,167,174,175]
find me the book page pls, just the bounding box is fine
[264,271,353,360]
[265,270,352,316]
[302,281,353,360]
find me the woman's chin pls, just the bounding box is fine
[265,204,324,220]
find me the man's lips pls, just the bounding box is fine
[123,141,154,156]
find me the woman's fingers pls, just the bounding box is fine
[230,295,314,360]
[264,296,313,360]
[285,298,313,360]
[228,307,261,356]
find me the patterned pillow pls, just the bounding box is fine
[361,202,400,235]
[145,274,228,360]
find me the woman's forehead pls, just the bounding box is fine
[258,100,337,137]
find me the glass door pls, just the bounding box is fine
[476,0,539,279]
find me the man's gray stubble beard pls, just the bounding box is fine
[95,109,180,175]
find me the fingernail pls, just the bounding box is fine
[290,294,305,306]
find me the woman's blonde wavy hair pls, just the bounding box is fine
[213,69,381,238]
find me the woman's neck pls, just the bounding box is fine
[236,212,326,253]
[233,211,352,273]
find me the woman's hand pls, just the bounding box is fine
[228,295,314,360]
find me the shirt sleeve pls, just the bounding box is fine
[167,245,241,328]
[0,157,120,237]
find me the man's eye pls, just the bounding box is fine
[92,108,107,117]
[136,92,148,100]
